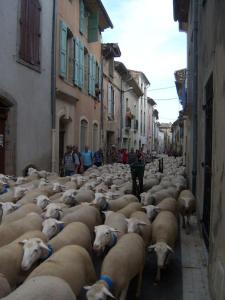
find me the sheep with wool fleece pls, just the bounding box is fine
[93,211,127,253]
[21,222,92,271]
[0,213,43,247]
[0,273,11,298]
[26,245,97,297]
[126,211,152,247]
[178,189,196,234]
[148,211,178,281]
[1,203,41,224]
[85,233,145,300]
[2,276,76,300]
[0,230,48,289]
[117,202,143,218]
[42,203,66,220]
[42,205,102,239]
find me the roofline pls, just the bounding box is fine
[97,0,113,29]
[129,69,150,85]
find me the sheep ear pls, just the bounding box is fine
[102,286,116,299]
[38,241,49,251]
[111,228,120,233]
[155,206,161,212]
[18,239,28,245]
[167,245,174,253]
[83,285,92,290]
[55,220,64,224]
[125,218,130,223]
[33,198,37,204]
[148,244,156,252]
[138,221,147,226]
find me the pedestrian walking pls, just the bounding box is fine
[93,148,104,167]
[129,149,145,200]
[63,145,75,176]
[72,145,81,174]
[81,145,93,171]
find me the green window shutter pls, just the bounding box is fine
[92,57,96,96]
[88,12,99,43]
[88,54,92,95]
[99,63,102,90]
[79,41,84,89]
[73,37,79,86]
[79,0,85,34]
[60,20,67,78]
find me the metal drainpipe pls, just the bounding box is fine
[100,56,104,149]
[51,0,57,172]
[120,77,123,148]
[191,0,198,195]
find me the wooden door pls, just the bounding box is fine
[0,109,8,173]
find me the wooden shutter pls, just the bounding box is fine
[108,83,112,117]
[73,38,79,86]
[88,54,93,95]
[79,0,85,34]
[79,40,84,89]
[111,87,114,119]
[60,20,67,78]
[19,0,40,66]
[92,57,96,96]
[88,12,99,43]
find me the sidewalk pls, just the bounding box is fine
[181,216,211,300]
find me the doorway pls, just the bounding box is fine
[0,107,8,174]
[202,74,213,250]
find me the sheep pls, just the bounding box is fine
[93,212,127,253]
[21,222,92,271]
[0,273,11,298]
[2,276,76,300]
[17,189,50,206]
[0,213,43,247]
[143,177,159,192]
[0,230,48,289]
[148,211,178,281]
[85,233,145,300]
[117,202,143,218]
[143,197,178,221]
[93,194,138,212]
[178,189,196,234]
[42,203,66,220]
[2,203,42,224]
[0,202,20,222]
[118,182,132,194]
[33,195,51,209]
[73,190,95,204]
[126,211,152,246]
[42,206,102,239]
[26,245,97,297]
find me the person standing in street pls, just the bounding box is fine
[93,148,104,167]
[81,145,93,171]
[129,149,145,200]
[122,148,128,164]
[72,145,81,174]
[63,145,75,176]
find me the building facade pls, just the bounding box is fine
[53,0,113,172]
[0,0,54,175]
[174,1,225,299]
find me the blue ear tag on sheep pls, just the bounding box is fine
[109,233,117,247]
[100,275,113,289]
[46,245,53,258]
[58,223,64,231]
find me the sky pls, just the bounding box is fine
[101,0,187,123]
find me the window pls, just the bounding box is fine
[19,0,41,68]
[74,37,84,89]
[80,119,88,151]
[84,48,89,92]
[88,55,97,97]
[109,58,114,78]
[67,30,74,83]
[92,123,98,152]
[79,0,85,34]
[108,83,114,120]
[88,12,99,43]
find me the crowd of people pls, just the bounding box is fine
[62,145,154,199]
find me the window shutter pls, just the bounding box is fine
[88,54,93,95]
[60,20,67,78]
[108,83,112,117]
[79,0,85,34]
[88,12,99,43]
[98,63,102,95]
[111,87,114,119]
[73,37,79,86]
[92,57,96,96]
[79,41,84,89]
[19,0,29,61]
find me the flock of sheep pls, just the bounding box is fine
[0,156,196,300]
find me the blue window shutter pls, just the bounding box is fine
[73,37,79,86]
[92,57,96,96]
[88,54,92,95]
[60,20,67,78]
[79,0,85,34]
[79,41,84,89]
[88,12,99,43]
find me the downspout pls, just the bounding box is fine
[191,0,198,195]
[120,77,123,148]
[51,0,57,172]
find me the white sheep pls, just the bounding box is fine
[178,189,196,234]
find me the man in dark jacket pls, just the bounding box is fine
[129,149,145,199]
